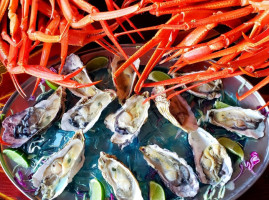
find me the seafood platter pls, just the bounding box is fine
[0,46,269,200]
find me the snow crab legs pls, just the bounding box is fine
[113,0,269,107]
[0,0,143,97]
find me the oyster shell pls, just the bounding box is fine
[98,152,143,200]
[2,87,65,148]
[152,86,198,132]
[206,107,265,139]
[140,144,199,197]
[61,90,116,133]
[172,71,222,100]
[188,128,233,186]
[104,92,150,149]
[32,130,85,200]
[111,55,140,104]
[61,54,101,97]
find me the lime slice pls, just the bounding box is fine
[149,181,165,200]
[3,149,30,168]
[86,56,109,72]
[0,114,5,121]
[214,101,230,109]
[45,80,59,90]
[89,178,105,200]
[218,137,244,160]
[148,71,171,82]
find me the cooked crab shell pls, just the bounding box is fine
[2,87,66,148]
[206,107,265,139]
[140,144,199,197]
[61,54,101,97]
[61,90,116,133]
[172,71,222,100]
[152,86,198,132]
[104,91,150,149]
[111,55,140,104]
[32,130,85,200]
[188,128,233,186]
[98,152,143,200]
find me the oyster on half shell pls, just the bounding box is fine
[2,87,66,148]
[172,71,222,100]
[140,144,199,197]
[104,91,150,149]
[188,128,233,186]
[61,90,116,133]
[98,152,143,200]
[61,54,101,97]
[206,106,265,139]
[111,55,140,104]
[152,86,198,132]
[32,130,85,200]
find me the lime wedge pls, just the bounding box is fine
[86,56,109,72]
[0,114,5,121]
[149,181,165,200]
[214,101,230,109]
[3,149,30,168]
[89,178,105,200]
[218,137,244,161]
[148,71,171,82]
[45,80,59,90]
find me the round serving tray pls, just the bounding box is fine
[1,45,269,200]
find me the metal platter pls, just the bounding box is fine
[1,45,269,200]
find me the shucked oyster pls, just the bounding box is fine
[61,90,116,133]
[61,54,101,97]
[152,86,198,132]
[105,92,150,149]
[206,106,265,139]
[172,71,222,100]
[98,152,143,200]
[188,128,233,186]
[111,55,140,104]
[2,87,65,148]
[32,130,85,200]
[140,144,199,197]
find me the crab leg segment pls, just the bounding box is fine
[0,0,10,23]
[161,23,217,64]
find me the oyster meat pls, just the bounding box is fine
[172,71,222,100]
[2,87,65,148]
[111,55,140,104]
[61,90,116,133]
[32,130,85,200]
[98,152,143,200]
[61,54,101,97]
[206,107,265,139]
[104,92,150,149]
[140,144,199,197]
[188,128,233,186]
[152,86,198,132]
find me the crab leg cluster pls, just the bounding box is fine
[0,0,143,96]
[112,0,269,107]
[1,0,269,108]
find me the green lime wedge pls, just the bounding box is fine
[214,101,230,109]
[149,181,165,200]
[89,178,105,200]
[148,71,171,82]
[45,80,59,90]
[3,149,30,168]
[218,137,244,161]
[0,114,5,121]
[86,56,109,73]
